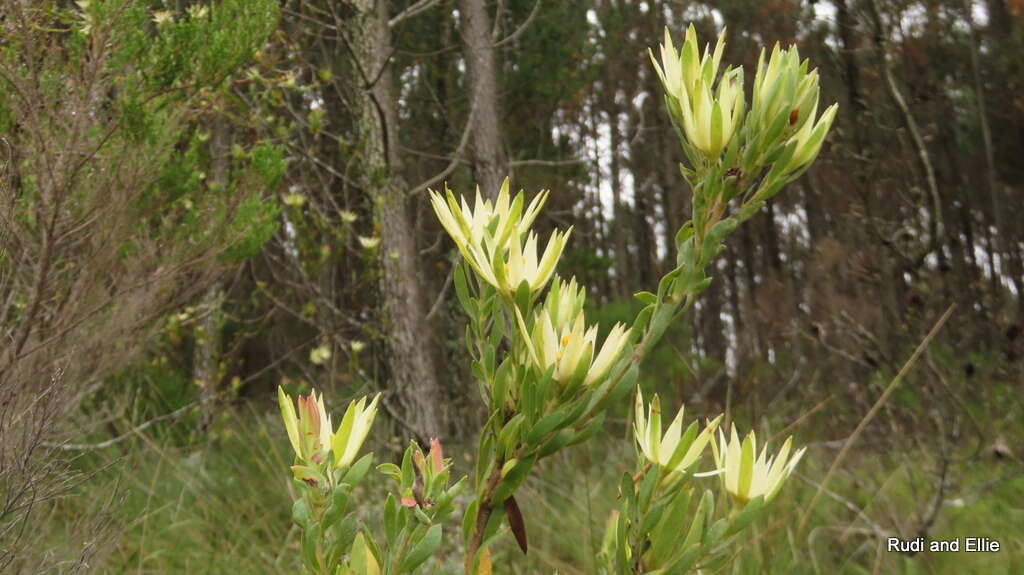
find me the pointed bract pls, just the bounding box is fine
[712,425,806,504]
[633,392,721,474]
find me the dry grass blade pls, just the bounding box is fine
[798,303,956,532]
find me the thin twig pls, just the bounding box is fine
[42,400,202,451]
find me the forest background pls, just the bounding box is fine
[1,0,1022,573]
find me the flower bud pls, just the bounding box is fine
[278,386,332,464]
[749,42,838,170]
[779,103,837,176]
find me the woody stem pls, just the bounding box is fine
[463,460,504,575]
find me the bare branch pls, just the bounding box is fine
[389,0,442,28]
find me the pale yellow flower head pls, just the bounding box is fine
[278,387,333,464]
[633,391,721,474]
[152,10,174,26]
[494,229,571,295]
[651,25,745,159]
[429,178,568,295]
[331,393,380,468]
[309,345,331,365]
[428,178,543,258]
[186,4,209,19]
[357,236,380,250]
[517,305,630,387]
[277,388,379,469]
[711,425,806,504]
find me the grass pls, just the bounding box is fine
[29,372,1024,574]
[41,407,300,573]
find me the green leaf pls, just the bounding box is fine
[538,428,575,457]
[401,444,415,488]
[453,261,474,315]
[634,291,658,305]
[631,304,656,336]
[492,358,514,410]
[664,544,702,574]
[682,490,714,551]
[704,517,729,548]
[514,280,532,313]
[384,493,401,544]
[726,494,766,536]
[301,523,321,572]
[526,409,567,444]
[674,221,695,252]
[398,524,443,573]
[490,456,536,504]
[377,462,402,481]
[414,506,432,526]
[498,413,526,450]
[342,452,374,485]
[567,414,605,448]
[637,466,660,510]
[333,514,359,563]
[292,498,311,529]
[350,532,379,575]
[650,488,693,565]
[462,499,479,547]
[638,500,667,538]
[321,486,350,529]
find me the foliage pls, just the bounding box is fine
[0,1,280,570]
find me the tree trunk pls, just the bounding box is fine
[196,117,229,432]
[608,102,632,300]
[348,0,447,440]
[458,0,509,196]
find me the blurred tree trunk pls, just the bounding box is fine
[628,1,663,291]
[834,0,864,116]
[607,96,632,300]
[458,0,508,196]
[739,224,763,359]
[347,0,447,440]
[700,262,728,367]
[196,117,230,432]
[659,119,683,273]
[587,103,614,300]
[725,242,749,371]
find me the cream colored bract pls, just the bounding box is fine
[712,425,807,504]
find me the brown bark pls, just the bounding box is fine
[349,0,447,439]
[458,0,509,196]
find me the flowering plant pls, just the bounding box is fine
[278,24,835,574]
